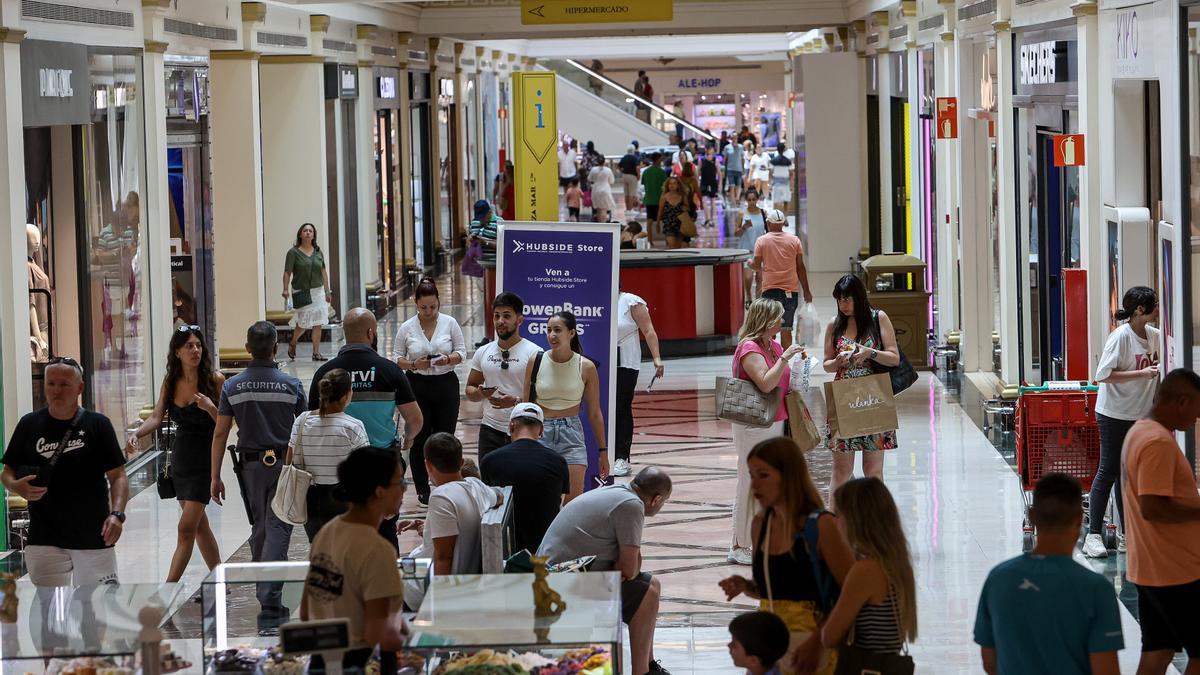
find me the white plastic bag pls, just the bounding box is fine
[796,302,822,348]
[790,354,818,394]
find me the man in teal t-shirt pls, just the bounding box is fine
[974,473,1124,675]
[639,152,668,245]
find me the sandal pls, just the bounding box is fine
[312,353,327,362]
[288,346,297,360]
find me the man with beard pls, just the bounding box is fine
[465,293,543,459]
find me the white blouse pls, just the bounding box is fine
[393,313,466,377]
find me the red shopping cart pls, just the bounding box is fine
[1015,381,1101,551]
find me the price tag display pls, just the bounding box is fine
[280,619,350,655]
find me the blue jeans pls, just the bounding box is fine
[542,416,588,466]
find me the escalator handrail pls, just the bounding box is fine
[557,59,716,141]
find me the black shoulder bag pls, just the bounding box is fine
[17,408,84,488]
[528,352,545,404]
[871,310,918,396]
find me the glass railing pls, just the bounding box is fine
[541,59,715,143]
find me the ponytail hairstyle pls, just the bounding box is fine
[414,276,439,302]
[317,368,353,416]
[551,311,583,354]
[1114,286,1156,323]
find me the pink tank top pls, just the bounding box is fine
[733,339,790,422]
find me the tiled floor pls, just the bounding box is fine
[10,233,1174,673]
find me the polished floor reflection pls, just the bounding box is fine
[9,269,1171,674]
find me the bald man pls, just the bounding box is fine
[2,358,129,586]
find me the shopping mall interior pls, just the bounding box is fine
[0,0,1199,672]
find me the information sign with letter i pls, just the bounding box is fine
[512,72,558,222]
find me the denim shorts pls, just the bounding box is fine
[542,416,588,466]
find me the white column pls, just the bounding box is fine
[357,25,379,297]
[397,34,415,272]
[1074,2,1104,371]
[877,43,894,252]
[906,40,921,258]
[427,37,445,252]
[934,31,960,335]
[453,42,469,245]
[994,20,1020,386]
[955,37,991,372]
[0,12,31,433]
[140,12,173,389]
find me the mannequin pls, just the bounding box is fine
[26,223,49,361]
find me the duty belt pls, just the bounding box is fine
[235,447,281,467]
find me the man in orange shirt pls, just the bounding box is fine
[752,209,813,349]
[1121,368,1200,675]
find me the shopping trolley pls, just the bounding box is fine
[1015,381,1101,552]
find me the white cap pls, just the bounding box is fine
[766,209,787,224]
[509,402,545,423]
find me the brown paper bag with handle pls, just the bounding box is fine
[823,373,898,439]
[785,392,822,452]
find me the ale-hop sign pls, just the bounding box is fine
[1053,134,1085,167]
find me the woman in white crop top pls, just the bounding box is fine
[523,311,609,503]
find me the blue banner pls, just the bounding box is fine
[497,223,619,487]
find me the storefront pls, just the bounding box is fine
[437,77,456,251]
[324,63,363,315]
[164,59,214,350]
[374,66,404,308]
[1012,26,1082,384]
[410,70,436,270]
[669,91,789,146]
[21,40,149,433]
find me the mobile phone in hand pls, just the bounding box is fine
[646,374,659,392]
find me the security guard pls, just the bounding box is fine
[210,321,306,623]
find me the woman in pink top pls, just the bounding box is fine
[727,297,803,565]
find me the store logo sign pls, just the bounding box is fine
[677,77,722,89]
[379,76,396,100]
[1116,11,1138,61]
[39,68,73,98]
[1019,41,1060,85]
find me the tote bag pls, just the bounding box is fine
[271,411,314,526]
[823,374,898,439]
[716,341,780,428]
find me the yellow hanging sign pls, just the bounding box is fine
[512,71,558,222]
[520,0,673,25]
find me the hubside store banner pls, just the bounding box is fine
[498,223,620,489]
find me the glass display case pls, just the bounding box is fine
[0,578,179,673]
[406,571,622,674]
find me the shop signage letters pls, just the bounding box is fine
[677,77,722,89]
[936,97,958,139]
[20,40,91,127]
[498,222,619,491]
[1116,11,1138,62]
[521,0,673,25]
[1113,9,1154,78]
[39,68,73,98]
[1019,41,1062,85]
[378,76,396,100]
[1053,134,1085,167]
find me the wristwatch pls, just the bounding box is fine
[109,510,126,524]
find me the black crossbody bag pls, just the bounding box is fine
[17,409,84,488]
[870,311,918,396]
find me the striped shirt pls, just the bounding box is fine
[852,585,904,654]
[289,411,369,485]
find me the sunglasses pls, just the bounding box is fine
[47,356,83,374]
[177,324,201,333]
[500,349,511,370]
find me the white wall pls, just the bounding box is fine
[800,53,865,273]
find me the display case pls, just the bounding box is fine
[0,578,181,673]
[693,102,738,133]
[199,559,432,672]
[406,572,622,674]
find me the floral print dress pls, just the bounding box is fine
[828,333,898,453]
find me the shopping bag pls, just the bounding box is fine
[461,240,484,278]
[785,392,822,452]
[823,374,898,439]
[796,302,822,348]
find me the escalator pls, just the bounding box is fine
[541,59,711,150]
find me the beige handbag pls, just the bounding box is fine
[716,341,781,428]
[271,411,314,525]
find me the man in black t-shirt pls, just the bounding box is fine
[480,403,569,553]
[1,359,129,586]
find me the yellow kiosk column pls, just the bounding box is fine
[512,71,558,222]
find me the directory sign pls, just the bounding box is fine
[497,222,620,488]
[512,72,558,222]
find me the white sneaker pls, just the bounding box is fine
[1082,533,1108,558]
[1117,533,1126,553]
[727,547,753,565]
[612,459,633,477]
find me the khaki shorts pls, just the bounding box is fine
[621,173,639,196]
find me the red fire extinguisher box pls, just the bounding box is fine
[1063,268,1089,381]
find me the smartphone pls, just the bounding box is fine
[479,383,499,395]
[646,374,659,392]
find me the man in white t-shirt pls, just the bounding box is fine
[466,292,543,458]
[398,433,503,609]
[558,141,578,190]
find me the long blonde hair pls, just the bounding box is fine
[738,297,784,345]
[746,437,824,537]
[834,477,918,643]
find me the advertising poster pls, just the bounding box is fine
[498,222,620,488]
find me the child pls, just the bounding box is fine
[621,221,648,249]
[728,611,790,675]
[565,178,582,222]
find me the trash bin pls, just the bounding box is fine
[861,253,932,370]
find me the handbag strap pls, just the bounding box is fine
[763,509,775,614]
[46,408,84,469]
[291,411,309,466]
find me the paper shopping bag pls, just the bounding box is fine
[823,373,898,439]
[785,392,822,452]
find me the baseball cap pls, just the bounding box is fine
[765,209,787,224]
[473,199,492,221]
[509,402,545,423]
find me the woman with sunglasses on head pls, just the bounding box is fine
[523,311,609,503]
[283,222,332,361]
[1082,286,1160,559]
[392,277,466,504]
[128,325,225,582]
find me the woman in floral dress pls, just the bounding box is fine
[822,274,901,511]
